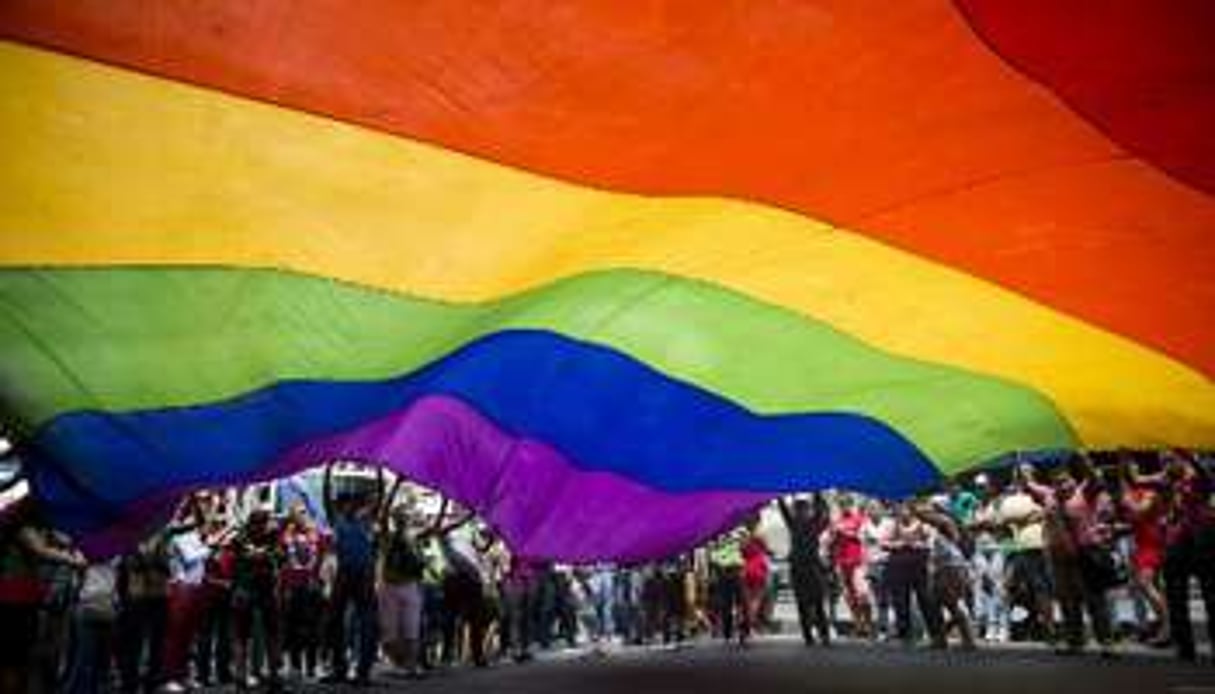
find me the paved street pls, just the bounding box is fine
[263,637,1215,694]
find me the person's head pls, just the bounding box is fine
[190,491,214,520]
[247,508,273,540]
[1067,452,1096,483]
[1053,469,1077,500]
[391,504,412,532]
[838,493,856,513]
[204,512,226,536]
[1165,450,1193,483]
[477,525,496,546]
[792,497,812,519]
[1012,463,1035,492]
[972,473,993,499]
[895,501,915,523]
[286,500,310,528]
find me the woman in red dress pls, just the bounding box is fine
[831,496,874,638]
[740,517,771,644]
[1121,460,1169,643]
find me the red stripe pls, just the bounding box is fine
[956,0,1215,196]
[1,0,1212,375]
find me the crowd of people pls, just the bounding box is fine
[768,449,1215,662]
[0,450,1210,693]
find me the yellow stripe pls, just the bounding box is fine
[1,41,1212,450]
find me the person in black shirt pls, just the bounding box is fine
[230,509,283,692]
[778,494,832,646]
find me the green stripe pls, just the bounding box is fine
[0,267,1075,472]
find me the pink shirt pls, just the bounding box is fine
[1063,485,1113,548]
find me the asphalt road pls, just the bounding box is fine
[270,637,1215,694]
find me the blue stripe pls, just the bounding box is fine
[29,329,940,533]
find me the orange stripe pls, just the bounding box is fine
[1,0,1212,375]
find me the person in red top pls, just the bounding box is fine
[740,516,771,643]
[195,502,238,686]
[1119,455,1168,643]
[830,495,873,638]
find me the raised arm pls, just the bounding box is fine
[373,467,387,518]
[19,527,85,568]
[812,494,830,530]
[1021,466,1055,505]
[432,510,476,538]
[322,462,336,520]
[915,505,959,544]
[425,498,451,537]
[378,475,406,537]
[777,498,793,526]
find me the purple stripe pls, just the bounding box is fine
[81,395,769,562]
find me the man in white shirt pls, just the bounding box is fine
[970,475,1009,642]
[992,471,1054,642]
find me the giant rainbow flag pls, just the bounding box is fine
[1,1,1213,561]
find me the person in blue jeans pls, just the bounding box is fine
[321,466,382,687]
[586,565,615,643]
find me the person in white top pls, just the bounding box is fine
[163,495,213,690]
[861,503,895,639]
[969,475,1010,642]
[993,466,1054,642]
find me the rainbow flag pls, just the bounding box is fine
[1,1,1212,560]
